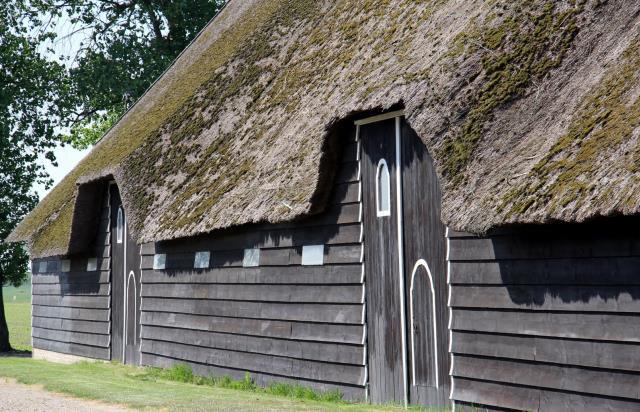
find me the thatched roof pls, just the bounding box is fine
[7,0,640,258]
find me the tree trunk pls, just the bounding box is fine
[0,286,12,352]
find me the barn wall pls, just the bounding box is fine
[448,218,640,411]
[138,136,366,399]
[31,192,111,360]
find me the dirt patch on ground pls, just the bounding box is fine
[0,378,132,412]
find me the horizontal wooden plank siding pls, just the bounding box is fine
[448,218,640,410]
[138,135,366,399]
[30,185,111,361]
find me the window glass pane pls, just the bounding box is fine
[377,159,391,216]
[302,245,324,266]
[243,248,260,267]
[116,207,124,244]
[60,260,71,273]
[194,251,210,269]
[153,254,166,270]
[38,261,47,273]
[87,258,98,271]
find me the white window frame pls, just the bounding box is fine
[194,251,210,269]
[153,254,166,270]
[302,245,324,266]
[86,258,98,272]
[38,261,47,273]
[376,158,391,217]
[243,248,260,268]
[116,207,124,244]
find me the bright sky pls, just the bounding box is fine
[33,145,91,199]
[33,17,91,200]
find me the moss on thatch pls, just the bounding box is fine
[501,38,640,217]
[8,0,640,257]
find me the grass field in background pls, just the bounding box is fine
[3,276,31,351]
[0,359,435,411]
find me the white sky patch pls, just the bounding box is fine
[33,15,90,200]
[34,144,90,199]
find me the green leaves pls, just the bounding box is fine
[33,0,226,148]
[63,109,122,150]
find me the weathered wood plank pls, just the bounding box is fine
[32,283,110,296]
[32,271,110,285]
[142,244,362,270]
[141,284,364,304]
[32,295,110,309]
[454,377,640,411]
[331,182,359,205]
[453,355,640,400]
[141,325,364,365]
[141,298,364,324]
[451,331,640,373]
[152,223,362,256]
[32,316,110,335]
[142,353,366,400]
[141,340,365,385]
[140,312,364,344]
[449,257,640,285]
[452,377,542,411]
[32,305,110,322]
[32,327,110,347]
[451,309,640,342]
[335,161,359,184]
[141,264,363,285]
[449,235,640,261]
[450,285,640,313]
[33,338,110,360]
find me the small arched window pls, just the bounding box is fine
[116,207,124,244]
[376,159,391,217]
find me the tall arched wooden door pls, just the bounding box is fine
[360,113,449,407]
[109,184,141,365]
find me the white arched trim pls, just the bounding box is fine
[375,158,391,217]
[409,259,439,388]
[124,270,137,361]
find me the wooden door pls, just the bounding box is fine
[110,184,141,365]
[361,115,448,407]
[361,118,405,404]
[401,122,448,406]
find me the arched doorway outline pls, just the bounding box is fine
[409,259,439,388]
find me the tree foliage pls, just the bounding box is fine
[0,2,70,351]
[35,0,226,149]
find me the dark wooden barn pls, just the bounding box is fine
[7,0,640,410]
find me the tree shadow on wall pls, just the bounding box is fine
[494,215,640,308]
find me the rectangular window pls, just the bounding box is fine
[86,258,98,272]
[153,254,167,270]
[194,251,210,269]
[243,248,260,267]
[302,245,324,266]
[60,260,71,273]
[38,261,48,273]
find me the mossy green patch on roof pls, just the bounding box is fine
[8,0,640,256]
[500,37,640,219]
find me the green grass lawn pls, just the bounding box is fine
[0,358,434,411]
[0,280,443,411]
[3,277,31,351]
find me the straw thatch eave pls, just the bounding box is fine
[8,0,640,258]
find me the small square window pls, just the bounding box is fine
[194,251,210,269]
[87,258,98,272]
[302,245,324,266]
[243,248,260,267]
[153,254,167,270]
[60,260,71,273]
[38,261,48,273]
